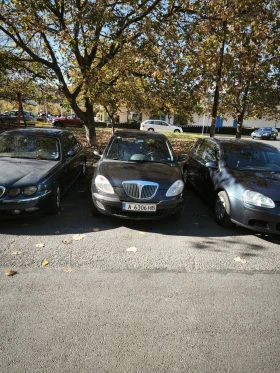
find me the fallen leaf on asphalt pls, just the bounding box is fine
[139,232,147,235]
[41,260,49,266]
[93,228,100,232]
[5,269,17,276]
[35,243,45,248]
[163,297,171,302]
[126,247,137,253]
[194,222,199,225]
[62,239,72,244]
[55,231,60,234]
[64,268,73,273]
[72,234,85,241]
[26,236,31,240]
[234,257,246,264]
[12,251,22,255]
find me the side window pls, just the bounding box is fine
[62,135,72,158]
[195,140,209,159]
[67,133,82,154]
[203,142,220,162]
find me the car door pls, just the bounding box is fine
[159,121,171,132]
[187,139,209,190]
[60,133,77,189]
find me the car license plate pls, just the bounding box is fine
[122,203,156,212]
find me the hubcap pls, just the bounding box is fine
[215,196,226,220]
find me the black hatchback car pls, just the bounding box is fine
[183,137,280,234]
[0,128,86,218]
[91,130,185,220]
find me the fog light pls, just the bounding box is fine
[96,201,105,210]
[25,207,39,212]
[11,210,22,215]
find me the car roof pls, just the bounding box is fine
[203,137,278,151]
[0,127,67,137]
[113,129,168,139]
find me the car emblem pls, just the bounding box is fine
[122,181,159,200]
[0,186,6,198]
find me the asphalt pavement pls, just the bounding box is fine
[1,138,280,373]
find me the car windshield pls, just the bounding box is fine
[260,127,272,131]
[224,144,280,171]
[104,136,175,162]
[0,134,60,160]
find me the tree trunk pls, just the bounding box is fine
[209,20,227,138]
[83,99,97,146]
[236,85,250,139]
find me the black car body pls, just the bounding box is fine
[0,128,86,218]
[91,130,185,220]
[251,127,278,140]
[183,137,280,234]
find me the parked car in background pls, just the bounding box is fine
[52,114,84,128]
[0,110,36,124]
[183,137,280,234]
[91,130,185,220]
[0,128,86,218]
[140,120,183,133]
[251,127,278,140]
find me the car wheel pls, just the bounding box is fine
[251,136,254,139]
[92,201,101,217]
[80,158,86,178]
[50,181,61,214]
[214,191,232,227]
[174,129,180,133]
[55,121,62,127]
[148,128,154,131]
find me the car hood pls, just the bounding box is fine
[228,169,280,200]
[97,160,182,189]
[0,158,59,187]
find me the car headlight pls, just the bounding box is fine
[242,190,275,208]
[24,186,38,196]
[166,180,184,197]
[95,175,114,194]
[8,188,21,197]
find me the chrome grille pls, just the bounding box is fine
[0,186,6,198]
[122,181,158,200]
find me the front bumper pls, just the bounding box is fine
[0,191,52,219]
[230,197,280,234]
[92,191,184,220]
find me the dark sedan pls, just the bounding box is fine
[183,137,280,234]
[0,128,86,218]
[91,130,185,220]
[251,127,278,140]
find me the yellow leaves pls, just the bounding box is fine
[11,251,22,255]
[35,243,45,248]
[5,269,17,276]
[64,268,73,274]
[62,238,72,245]
[72,234,85,241]
[41,260,49,266]
[93,228,100,232]
[234,257,246,264]
[126,247,137,253]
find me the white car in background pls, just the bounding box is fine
[140,120,183,133]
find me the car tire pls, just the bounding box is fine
[80,158,87,178]
[55,121,62,127]
[50,181,61,214]
[92,201,101,217]
[148,128,154,131]
[174,129,180,133]
[214,191,232,228]
[251,136,254,139]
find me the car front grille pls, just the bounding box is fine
[122,181,158,200]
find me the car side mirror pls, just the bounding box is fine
[205,161,218,169]
[94,150,102,157]
[67,150,75,157]
[177,154,186,162]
